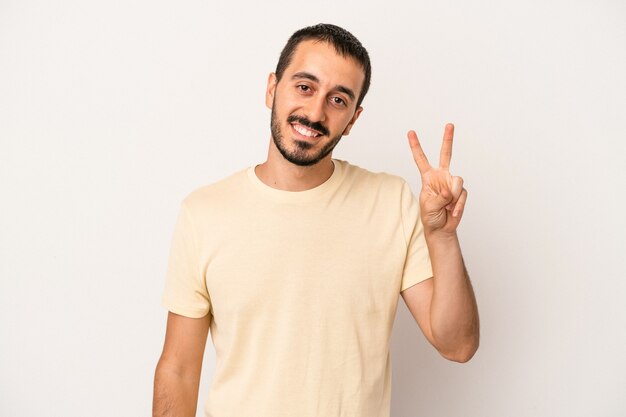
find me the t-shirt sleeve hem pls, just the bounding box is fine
[161,296,210,319]
[400,270,434,292]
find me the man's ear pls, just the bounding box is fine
[265,73,277,109]
[342,106,364,136]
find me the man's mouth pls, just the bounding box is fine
[291,122,323,138]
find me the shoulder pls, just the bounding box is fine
[180,167,249,214]
[337,159,410,195]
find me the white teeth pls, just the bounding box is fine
[293,124,319,137]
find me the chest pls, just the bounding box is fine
[200,201,406,324]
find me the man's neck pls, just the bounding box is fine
[254,143,335,192]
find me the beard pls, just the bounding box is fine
[270,101,343,167]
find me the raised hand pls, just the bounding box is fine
[407,123,467,236]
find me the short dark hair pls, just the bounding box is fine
[275,23,371,108]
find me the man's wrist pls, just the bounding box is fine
[424,229,459,246]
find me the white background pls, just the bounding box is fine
[1,1,625,416]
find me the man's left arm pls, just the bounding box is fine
[401,123,479,363]
[402,231,479,362]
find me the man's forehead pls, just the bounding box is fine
[284,40,365,92]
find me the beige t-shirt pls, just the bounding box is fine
[162,159,433,417]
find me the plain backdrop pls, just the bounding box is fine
[1,1,625,416]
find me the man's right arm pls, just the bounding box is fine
[153,311,211,417]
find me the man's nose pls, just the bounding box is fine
[303,95,326,123]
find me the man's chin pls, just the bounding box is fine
[292,138,315,151]
[280,147,323,167]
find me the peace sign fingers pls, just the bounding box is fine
[407,130,432,176]
[408,123,456,175]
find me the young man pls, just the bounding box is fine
[153,23,479,417]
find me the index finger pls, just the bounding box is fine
[407,130,432,174]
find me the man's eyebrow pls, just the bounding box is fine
[292,71,320,83]
[291,71,356,102]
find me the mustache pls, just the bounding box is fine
[286,115,329,137]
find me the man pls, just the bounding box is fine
[153,23,479,417]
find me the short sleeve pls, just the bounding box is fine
[161,201,212,318]
[399,180,433,292]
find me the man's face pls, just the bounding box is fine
[266,40,365,167]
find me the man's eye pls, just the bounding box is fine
[331,97,346,106]
[297,85,311,92]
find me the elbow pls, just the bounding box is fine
[442,346,477,363]
[439,336,479,363]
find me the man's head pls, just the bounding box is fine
[266,24,371,167]
[275,24,371,109]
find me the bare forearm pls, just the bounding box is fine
[153,362,201,417]
[426,231,479,362]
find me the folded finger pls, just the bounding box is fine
[453,188,468,218]
[451,176,464,201]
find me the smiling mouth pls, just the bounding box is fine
[291,122,323,138]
